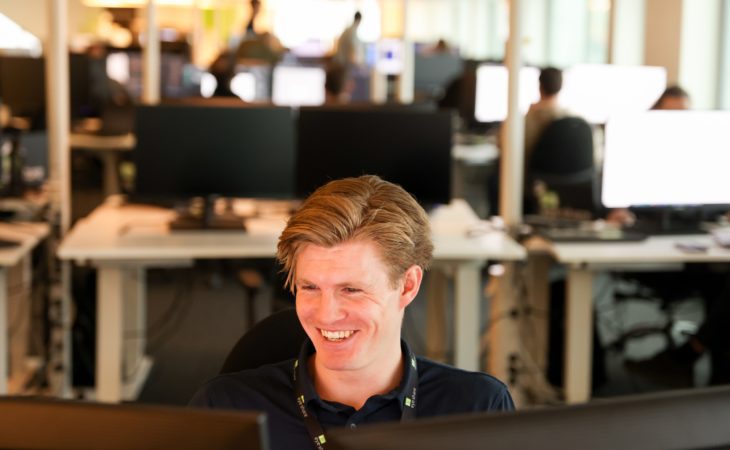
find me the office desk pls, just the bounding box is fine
[70,133,135,197]
[57,198,525,402]
[530,234,730,404]
[0,221,50,394]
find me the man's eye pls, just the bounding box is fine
[343,287,361,294]
[298,285,317,291]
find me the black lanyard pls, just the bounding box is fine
[292,351,419,450]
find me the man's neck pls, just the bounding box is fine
[310,348,404,411]
[537,95,559,108]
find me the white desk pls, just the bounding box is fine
[70,133,135,197]
[57,198,525,402]
[534,234,730,404]
[0,222,50,394]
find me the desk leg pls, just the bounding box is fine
[526,254,551,374]
[564,268,594,404]
[425,269,449,363]
[96,266,125,403]
[0,268,7,394]
[454,262,484,372]
[100,152,120,197]
[123,268,146,382]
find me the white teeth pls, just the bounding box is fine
[320,329,355,341]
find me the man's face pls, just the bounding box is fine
[294,239,420,374]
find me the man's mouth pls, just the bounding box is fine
[320,329,356,342]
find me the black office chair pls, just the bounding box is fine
[219,308,307,374]
[527,116,598,216]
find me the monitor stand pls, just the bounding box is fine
[169,196,246,231]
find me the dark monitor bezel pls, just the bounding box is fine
[328,386,730,450]
[0,397,269,450]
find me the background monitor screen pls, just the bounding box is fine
[271,65,325,107]
[375,39,405,75]
[0,55,46,121]
[0,397,269,450]
[0,54,93,123]
[474,64,540,123]
[134,104,296,199]
[296,106,452,205]
[414,52,463,99]
[561,64,667,124]
[602,110,730,208]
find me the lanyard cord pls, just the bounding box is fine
[292,352,419,450]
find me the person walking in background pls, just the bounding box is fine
[333,11,364,69]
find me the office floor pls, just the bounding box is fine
[68,153,712,407]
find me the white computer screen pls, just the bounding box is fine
[375,39,404,75]
[561,64,667,124]
[474,65,540,123]
[271,66,326,107]
[106,52,130,84]
[230,72,257,102]
[602,110,730,208]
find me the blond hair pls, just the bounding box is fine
[277,175,433,291]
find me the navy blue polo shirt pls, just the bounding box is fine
[189,340,514,450]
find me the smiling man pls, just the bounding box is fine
[190,175,514,449]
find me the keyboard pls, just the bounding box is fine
[0,238,21,248]
[539,227,648,243]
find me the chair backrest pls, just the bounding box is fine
[527,116,598,214]
[219,308,307,374]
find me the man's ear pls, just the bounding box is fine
[399,265,423,309]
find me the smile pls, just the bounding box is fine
[320,329,356,342]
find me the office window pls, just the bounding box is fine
[0,13,42,56]
[547,0,609,67]
[269,0,381,52]
[405,0,506,60]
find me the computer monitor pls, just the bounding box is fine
[133,104,296,200]
[0,397,269,450]
[296,106,452,206]
[233,63,272,102]
[0,55,46,124]
[375,39,405,75]
[105,50,191,100]
[414,52,464,99]
[474,64,540,123]
[271,65,326,107]
[328,386,730,450]
[601,110,730,209]
[561,64,667,124]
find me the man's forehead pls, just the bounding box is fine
[294,239,387,279]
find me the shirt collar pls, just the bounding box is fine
[294,339,417,413]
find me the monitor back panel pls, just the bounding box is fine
[0,398,269,450]
[296,106,452,206]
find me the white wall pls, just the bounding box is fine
[720,0,730,109]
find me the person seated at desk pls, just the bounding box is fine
[523,67,570,165]
[190,175,514,449]
[323,62,354,104]
[652,84,691,110]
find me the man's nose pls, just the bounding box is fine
[315,290,346,324]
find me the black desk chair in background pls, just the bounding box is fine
[527,116,598,216]
[220,308,306,374]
